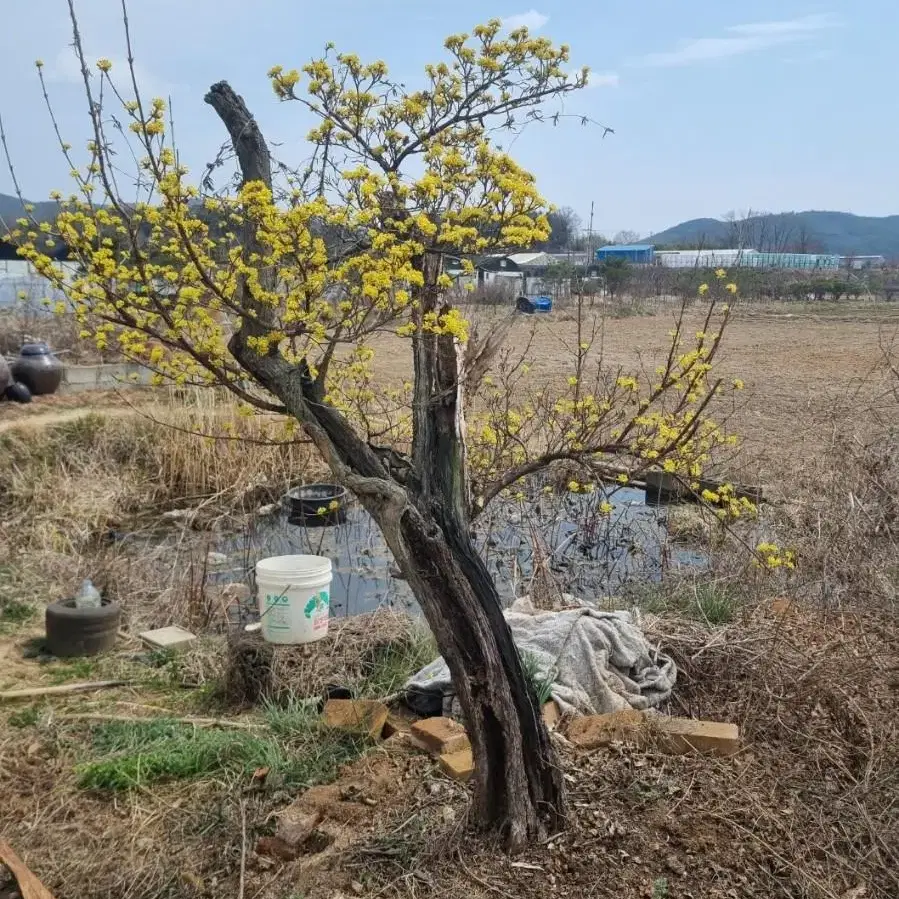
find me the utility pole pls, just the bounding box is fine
[588,201,595,265]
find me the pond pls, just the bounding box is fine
[136,481,707,625]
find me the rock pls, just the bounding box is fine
[438,747,474,782]
[566,710,648,749]
[655,717,740,757]
[257,503,279,517]
[665,854,686,876]
[351,882,364,895]
[275,806,322,852]
[410,717,469,756]
[206,552,229,567]
[322,699,389,740]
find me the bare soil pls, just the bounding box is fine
[1,302,897,899]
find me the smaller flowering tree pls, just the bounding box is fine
[4,4,749,848]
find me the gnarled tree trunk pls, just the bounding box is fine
[205,81,566,849]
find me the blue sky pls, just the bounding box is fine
[0,1,892,235]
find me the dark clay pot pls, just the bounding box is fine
[11,342,64,395]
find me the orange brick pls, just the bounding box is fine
[322,699,388,740]
[542,700,561,731]
[566,710,647,749]
[655,717,740,757]
[410,717,469,755]
[439,747,474,781]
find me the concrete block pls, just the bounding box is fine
[439,747,474,782]
[139,625,197,652]
[566,709,647,749]
[655,717,740,757]
[322,699,389,740]
[410,717,469,755]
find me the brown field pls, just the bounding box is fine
[1,301,897,899]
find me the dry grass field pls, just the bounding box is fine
[0,300,897,899]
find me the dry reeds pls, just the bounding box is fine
[226,610,434,707]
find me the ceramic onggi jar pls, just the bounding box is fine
[10,342,64,395]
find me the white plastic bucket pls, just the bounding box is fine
[255,555,332,645]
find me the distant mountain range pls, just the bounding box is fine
[649,211,899,260]
[4,194,899,262]
[0,193,59,225]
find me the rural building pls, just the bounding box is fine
[654,248,841,270]
[595,244,655,265]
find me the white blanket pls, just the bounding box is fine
[405,598,676,717]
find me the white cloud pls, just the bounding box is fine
[501,10,549,32]
[47,46,172,99]
[632,14,838,68]
[568,70,619,89]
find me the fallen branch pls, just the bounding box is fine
[0,680,130,702]
[59,712,262,730]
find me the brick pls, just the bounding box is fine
[542,700,561,731]
[410,717,469,755]
[566,709,647,749]
[655,717,740,757]
[439,747,474,782]
[322,699,389,740]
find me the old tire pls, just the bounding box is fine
[45,599,121,658]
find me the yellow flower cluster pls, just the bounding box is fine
[754,542,796,571]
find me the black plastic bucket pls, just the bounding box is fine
[285,484,348,527]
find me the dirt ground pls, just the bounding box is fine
[1,301,897,899]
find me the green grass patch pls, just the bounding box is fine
[77,715,368,792]
[46,657,100,683]
[355,627,436,699]
[628,579,741,625]
[8,705,40,728]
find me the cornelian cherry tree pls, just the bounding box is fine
[7,4,744,848]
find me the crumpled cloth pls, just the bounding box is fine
[405,597,676,717]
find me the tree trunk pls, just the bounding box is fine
[371,497,566,848]
[206,81,566,850]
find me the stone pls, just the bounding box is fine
[139,625,197,652]
[542,700,561,731]
[257,503,279,517]
[276,807,322,850]
[566,709,647,749]
[322,699,389,740]
[410,717,469,755]
[438,747,474,782]
[655,717,740,757]
[206,552,229,566]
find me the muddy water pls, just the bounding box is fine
[186,484,705,622]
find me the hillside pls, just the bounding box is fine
[649,211,899,259]
[0,192,60,225]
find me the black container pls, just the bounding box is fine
[11,342,64,395]
[5,381,32,404]
[285,483,348,527]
